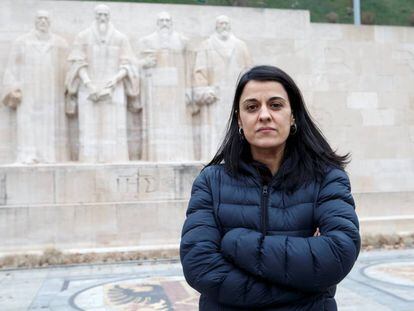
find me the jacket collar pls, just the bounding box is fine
[239,156,293,188]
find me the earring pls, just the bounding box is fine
[290,123,297,135]
[238,127,244,140]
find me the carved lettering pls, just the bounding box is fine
[116,173,139,193]
[116,171,159,194]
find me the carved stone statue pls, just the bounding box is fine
[1,10,68,163]
[138,12,193,161]
[65,4,140,163]
[193,15,252,161]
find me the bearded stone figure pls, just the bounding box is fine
[138,12,194,161]
[1,10,68,163]
[193,15,252,161]
[65,4,140,163]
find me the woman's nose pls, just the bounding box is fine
[258,105,271,121]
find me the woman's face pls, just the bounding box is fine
[238,80,294,155]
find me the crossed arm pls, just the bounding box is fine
[220,169,361,292]
[180,168,314,308]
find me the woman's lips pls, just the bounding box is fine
[257,127,276,132]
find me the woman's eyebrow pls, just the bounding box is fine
[241,98,259,105]
[241,96,288,105]
[267,96,288,102]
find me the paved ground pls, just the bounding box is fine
[0,249,413,310]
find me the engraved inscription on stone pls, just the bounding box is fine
[116,171,158,194]
[116,173,139,193]
[139,174,158,193]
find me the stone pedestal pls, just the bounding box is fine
[0,162,413,254]
[0,162,202,253]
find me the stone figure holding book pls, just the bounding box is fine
[65,4,140,162]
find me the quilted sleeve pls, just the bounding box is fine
[180,167,313,307]
[221,168,360,292]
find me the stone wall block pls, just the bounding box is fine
[343,25,375,42]
[54,168,97,204]
[0,173,6,205]
[349,159,414,192]
[6,168,55,205]
[360,109,395,126]
[311,24,343,41]
[347,92,379,109]
[0,206,29,248]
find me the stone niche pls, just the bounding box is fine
[0,0,414,253]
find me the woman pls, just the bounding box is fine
[180,65,360,310]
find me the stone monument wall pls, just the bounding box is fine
[0,163,202,252]
[0,0,413,252]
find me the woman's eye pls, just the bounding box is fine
[270,102,282,109]
[246,104,258,111]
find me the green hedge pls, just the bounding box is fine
[93,0,414,26]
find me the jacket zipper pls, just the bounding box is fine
[261,185,269,235]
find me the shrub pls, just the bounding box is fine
[409,11,414,26]
[326,12,339,23]
[362,11,375,25]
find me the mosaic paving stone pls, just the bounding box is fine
[72,277,198,311]
[1,250,414,310]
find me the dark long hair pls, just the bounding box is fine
[206,65,350,191]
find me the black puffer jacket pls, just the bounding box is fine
[180,160,360,310]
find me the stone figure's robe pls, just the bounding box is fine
[65,23,139,162]
[2,31,68,163]
[139,31,193,161]
[193,33,252,160]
